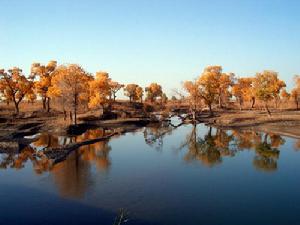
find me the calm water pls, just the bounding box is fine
[1,121,300,225]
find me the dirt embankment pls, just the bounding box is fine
[0,100,158,139]
[253,121,300,139]
[208,110,300,139]
[0,108,162,153]
[2,108,300,153]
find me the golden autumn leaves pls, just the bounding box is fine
[0,67,35,114]
[1,61,298,120]
[0,61,167,125]
[31,61,57,112]
[124,84,143,103]
[49,64,92,124]
[291,76,300,109]
[184,65,287,116]
[184,66,234,116]
[88,71,111,109]
[253,71,286,115]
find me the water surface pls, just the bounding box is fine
[1,122,300,225]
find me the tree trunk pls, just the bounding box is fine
[208,104,213,116]
[47,97,50,112]
[74,108,77,125]
[74,94,77,125]
[193,124,197,142]
[265,102,271,116]
[218,94,222,108]
[208,126,212,137]
[63,110,67,121]
[69,111,73,122]
[108,99,112,112]
[275,97,279,109]
[100,104,104,118]
[190,124,197,150]
[239,99,242,111]
[192,110,196,123]
[13,100,19,114]
[42,97,46,110]
[251,97,255,109]
[263,133,268,144]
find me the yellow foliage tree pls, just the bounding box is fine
[145,83,163,102]
[291,75,300,110]
[280,89,290,104]
[135,86,144,103]
[88,71,111,113]
[281,89,290,99]
[0,67,35,114]
[232,77,254,110]
[197,66,222,115]
[49,64,92,125]
[31,61,57,112]
[161,93,168,104]
[0,69,13,105]
[254,70,286,116]
[109,81,124,102]
[26,89,37,104]
[183,80,201,120]
[124,84,141,102]
[217,72,234,108]
[291,90,300,110]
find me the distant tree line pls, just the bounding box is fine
[1,62,300,122]
[183,65,300,116]
[0,61,167,124]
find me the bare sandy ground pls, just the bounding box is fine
[209,110,300,138]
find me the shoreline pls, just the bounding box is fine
[206,110,300,139]
[1,110,300,153]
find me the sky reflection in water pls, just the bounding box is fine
[1,123,300,225]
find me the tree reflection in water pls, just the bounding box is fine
[0,128,112,198]
[0,124,294,199]
[51,129,112,198]
[32,133,75,150]
[176,125,285,171]
[0,146,52,174]
[177,126,235,167]
[252,133,281,171]
[143,121,174,150]
[77,129,112,171]
[51,150,91,198]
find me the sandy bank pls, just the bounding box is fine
[208,110,300,139]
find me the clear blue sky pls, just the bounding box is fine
[1,0,300,95]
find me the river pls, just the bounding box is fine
[1,120,300,225]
